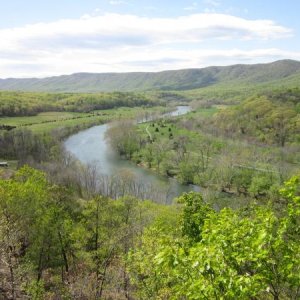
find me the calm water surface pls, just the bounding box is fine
[64,106,199,202]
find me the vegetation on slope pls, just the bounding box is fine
[106,88,300,206]
[0,60,299,93]
[0,165,174,299]
[128,182,300,299]
[1,62,300,299]
[212,87,300,146]
[0,165,299,299]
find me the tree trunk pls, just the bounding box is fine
[37,246,44,281]
[8,246,16,300]
[58,231,69,276]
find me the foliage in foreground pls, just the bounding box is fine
[0,165,299,299]
[0,166,173,299]
[128,180,300,299]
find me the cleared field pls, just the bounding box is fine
[0,112,85,126]
[194,107,219,116]
[137,107,219,146]
[0,106,167,133]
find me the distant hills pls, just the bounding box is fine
[0,59,300,93]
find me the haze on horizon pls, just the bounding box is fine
[0,0,300,78]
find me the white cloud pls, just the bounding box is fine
[0,13,292,49]
[1,47,299,78]
[0,13,296,77]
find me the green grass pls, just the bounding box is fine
[138,107,219,144]
[138,119,202,149]
[0,112,86,126]
[192,107,219,117]
[0,106,167,133]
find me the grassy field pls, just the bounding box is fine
[139,120,200,143]
[137,107,220,148]
[0,112,86,126]
[190,106,219,117]
[0,106,167,133]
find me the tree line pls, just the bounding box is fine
[0,91,163,117]
[212,88,300,147]
[105,117,293,205]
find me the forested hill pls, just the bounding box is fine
[0,59,300,93]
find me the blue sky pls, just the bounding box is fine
[0,0,299,77]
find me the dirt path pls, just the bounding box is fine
[145,125,153,141]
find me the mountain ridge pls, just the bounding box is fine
[0,59,299,93]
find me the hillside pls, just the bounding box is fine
[0,59,300,93]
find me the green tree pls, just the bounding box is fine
[128,178,300,299]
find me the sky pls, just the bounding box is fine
[0,0,300,78]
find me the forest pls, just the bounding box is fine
[1,166,299,299]
[0,91,162,117]
[1,0,300,295]
[0,84,300,299]
[105,88,300,207]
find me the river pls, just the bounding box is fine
[64,106,199,203]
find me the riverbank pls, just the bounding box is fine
[0,106,170,163]
[105,104,300,209]
[64,106,198,204]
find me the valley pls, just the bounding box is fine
[0,60,300,299]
